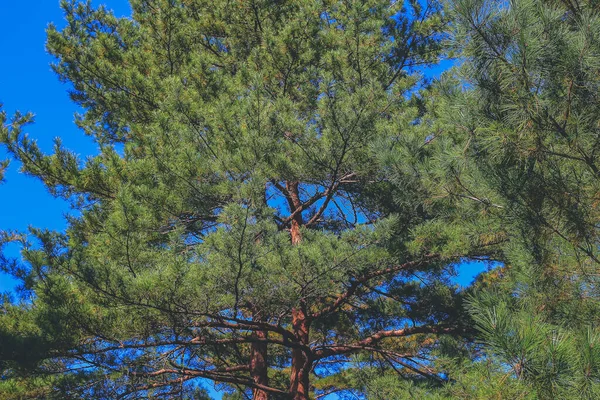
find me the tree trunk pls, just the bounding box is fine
[286,181,303,245]
[286,180,312,399]
[289,307,312,400]
[251,331,269,400]
[290,218,302,245]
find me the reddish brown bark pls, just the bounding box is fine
[289,307,311,400]
[290,219,302,245]
[286,181,312,399]
[286,181,303,245]
[250,331,269,400]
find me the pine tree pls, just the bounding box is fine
[424,0,600,397]
[0,0,499,399]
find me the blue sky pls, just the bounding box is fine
[0,1,490,398]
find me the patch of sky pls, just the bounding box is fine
[451,257,504,288]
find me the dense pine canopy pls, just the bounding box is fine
[0,0,599,399]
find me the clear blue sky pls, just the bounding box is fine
[0,2,490,398]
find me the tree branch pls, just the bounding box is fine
[313,325,457,359]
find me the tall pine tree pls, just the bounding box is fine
[0,0,498,398]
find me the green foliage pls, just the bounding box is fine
[467,290,600,399]
[446,0,600,275]
[6,0,600,397]
[316,0,600,397]
[0,0,488,399]
[0,107,28,183]
[421,0,600,398]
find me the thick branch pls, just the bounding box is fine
[313,325,456,359]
